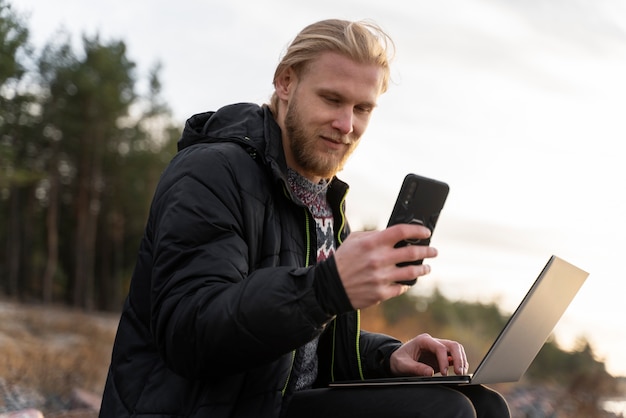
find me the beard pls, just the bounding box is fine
[284,97,358,180]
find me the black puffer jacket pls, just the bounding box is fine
[99,103,401,418]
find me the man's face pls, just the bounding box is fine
[276,51,384,182]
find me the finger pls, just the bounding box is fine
[458,347,469,375]
[380,283,412,304]
[383,245,437,281]
[437,349,452,376]
[442,340,469,375]
[379,264,432,288]
[418,336,453,376]
[453,343,468,375]
[393,244,438,266]
[384,223,431,245]
[354,248,431,284]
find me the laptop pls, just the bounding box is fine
[329,255,588,387]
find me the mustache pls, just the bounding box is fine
[321,132,356,145]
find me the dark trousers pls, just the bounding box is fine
[283,384,510,418]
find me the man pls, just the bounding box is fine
[100,19,510,417]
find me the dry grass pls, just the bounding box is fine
[0,300,119,415]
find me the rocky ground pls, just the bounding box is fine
[0,299,622,417]
[0,300,118,417]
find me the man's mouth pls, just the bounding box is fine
[321,135,351,146]
[320,136,346,152]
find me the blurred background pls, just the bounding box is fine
[2,0,625,416]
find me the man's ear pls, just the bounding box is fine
[274,67,296,101]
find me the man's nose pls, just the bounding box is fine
[331,108,354,135]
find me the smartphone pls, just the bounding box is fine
[387,173,450,285]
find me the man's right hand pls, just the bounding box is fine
[333,223,437,309]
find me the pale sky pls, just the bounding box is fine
[13,0,626,376]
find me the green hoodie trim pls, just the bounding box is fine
[329,188,364,381]
[304,208,312,266]
[356,309,364,380]
[281,350,297,396]
[336,191,347,246]
[329,310,364,381]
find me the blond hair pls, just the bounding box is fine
[269,19,395,112]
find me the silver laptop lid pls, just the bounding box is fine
[471,255,588,384]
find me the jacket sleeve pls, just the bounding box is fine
[146,143,350,379]
[359,330,402,378]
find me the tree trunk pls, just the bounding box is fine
[43,157,59,303]
[73,133,102,310]
[5,185,21,297]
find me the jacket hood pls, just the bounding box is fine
[178,103,290,183]
[178,103,272,152]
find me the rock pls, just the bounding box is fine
[70,388,101,411]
